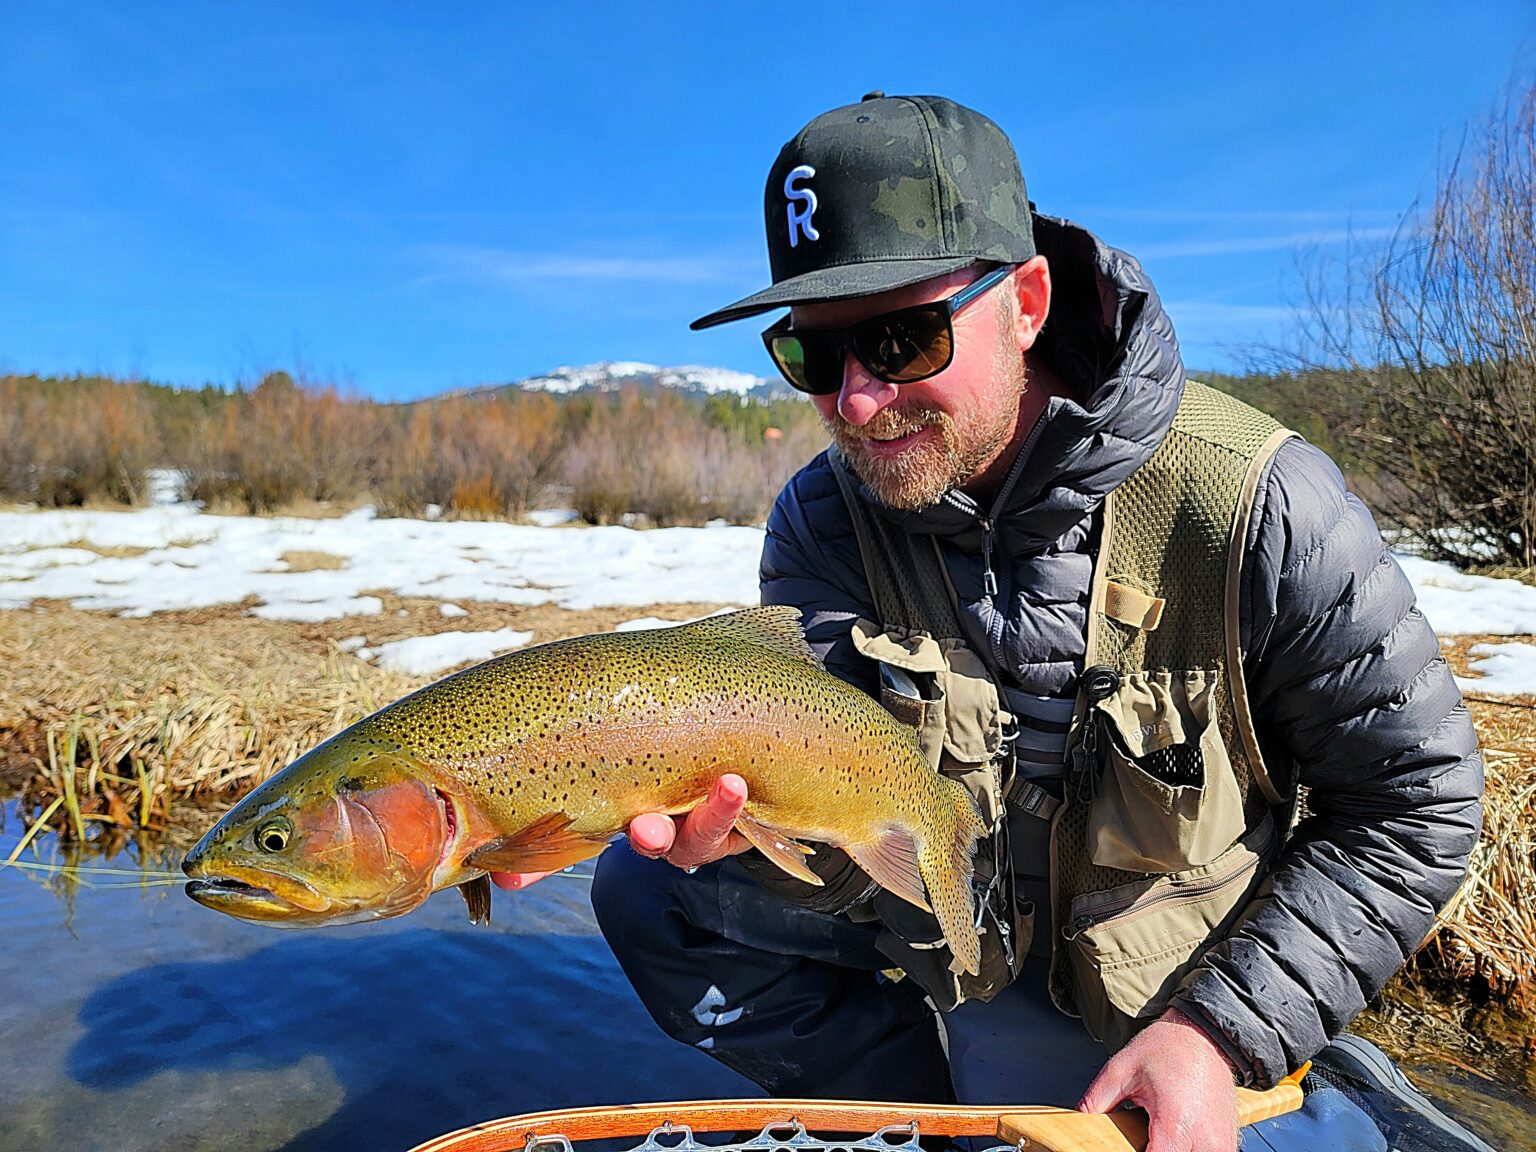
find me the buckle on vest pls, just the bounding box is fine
[1008,777,1061,821]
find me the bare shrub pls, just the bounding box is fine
[3,369,830,526]
[370,391,564,518]
[0,376,158,506]
[563,389,829,526]
[1283,83,1536,568]
[564,389,704,525]
[185,371,376,512]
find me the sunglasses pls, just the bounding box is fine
[761,264,1016,396]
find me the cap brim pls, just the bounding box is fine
[689,257,979,330]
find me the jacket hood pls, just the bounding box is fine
[867,212,1187,554]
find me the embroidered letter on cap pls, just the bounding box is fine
[784,164,820,248]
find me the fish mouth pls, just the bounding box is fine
[182,869,332,922]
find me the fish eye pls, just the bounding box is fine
[256,818,292,853]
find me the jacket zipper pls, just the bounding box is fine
[1061,823,1276,942]
[940,411,1049,654]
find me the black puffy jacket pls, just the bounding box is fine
[758,212,1484,1088]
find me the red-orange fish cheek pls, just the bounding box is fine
[354,777,446,880]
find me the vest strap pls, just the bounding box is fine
[1008,777,1063,821]
[1225,428,1299,805]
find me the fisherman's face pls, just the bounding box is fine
[794,261,1042,510]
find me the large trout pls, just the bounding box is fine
[182,607,987,974]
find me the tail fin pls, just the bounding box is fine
[841,778,987,977]
[919,778,988,977]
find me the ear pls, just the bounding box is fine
[1007,256,1051,354]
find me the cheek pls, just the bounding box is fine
[354,778,446,876]
[810,394,840,424]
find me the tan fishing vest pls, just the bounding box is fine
[831,381,1298,1045]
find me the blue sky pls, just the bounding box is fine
[3,3,1533,400]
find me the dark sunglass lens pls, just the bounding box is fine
[770,333,843,395]
[856,309,952,383]
[768,335,812,391]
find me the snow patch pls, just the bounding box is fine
[358,629,535,676]
[1395,556,1536,635]
[146,468,187,506]
[515,361,771,397]
[527,508,579,527]
[251,596,384,622]
[1454,642,1536,697]
[613,611,727,632]
[0,508,762,616]
[4,506,1536,695]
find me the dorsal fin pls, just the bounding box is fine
[675,607,822,668]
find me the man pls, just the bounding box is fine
[499,95,1486,1152]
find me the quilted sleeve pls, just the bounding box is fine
[759,450,879,696]
[1168,438,1484,1087]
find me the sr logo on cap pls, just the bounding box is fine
[784,164,819,248]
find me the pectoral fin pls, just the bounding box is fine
[459,874,492,924]
[844,828,931,912]
[733,813,822,886]
[465,812,609,873]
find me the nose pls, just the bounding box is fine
[182,841,205,876]
[182,824,219,875]
[836,354,898,426]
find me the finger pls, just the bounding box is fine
[669,774,748,868]
[629,812,677,857]
[490,870,554,890]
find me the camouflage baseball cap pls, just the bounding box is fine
[690,93,1035,330]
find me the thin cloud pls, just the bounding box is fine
[414,245,754,285]
[1135,226,1398,260]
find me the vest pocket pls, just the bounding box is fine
[1065,816,1275,1049]
[852,620,1007,825]
[1086,669,1245,873]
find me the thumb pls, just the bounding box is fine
[667,773,748,868]
[1078,1061,1130,1115]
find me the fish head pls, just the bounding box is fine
[182,738,452,926]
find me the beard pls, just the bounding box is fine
[824,344,1028,511]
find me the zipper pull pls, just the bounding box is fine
[980,517,998,596]
[1063,912,1095,942]
[1074,665,1121,803]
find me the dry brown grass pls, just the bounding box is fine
[0,607,420,830]
[54,539,153,560]
[1417,634,1536,1008]
[275,550,349,572]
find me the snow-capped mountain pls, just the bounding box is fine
[506,361,796,401]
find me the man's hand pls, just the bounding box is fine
[1078,1007,1241,1152]
[491,774,752,891]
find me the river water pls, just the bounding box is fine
[0,802,1529,1152]
[0,804,752,1152]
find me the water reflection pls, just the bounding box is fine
[66,926,750,1150]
